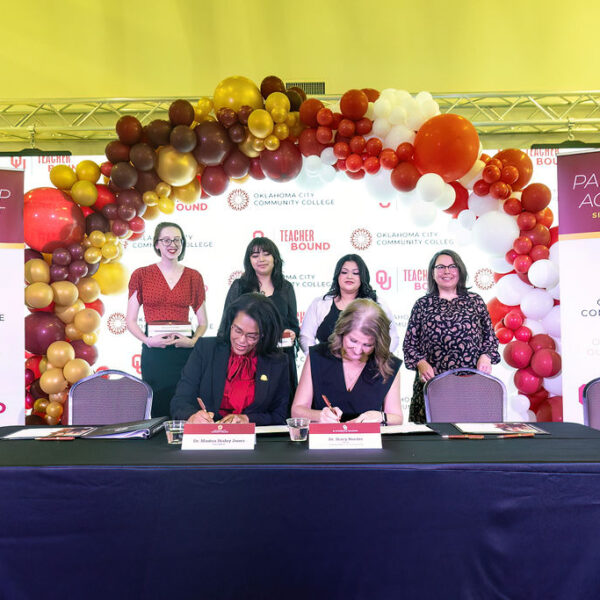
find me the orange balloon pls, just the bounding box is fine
[493,149,533,191]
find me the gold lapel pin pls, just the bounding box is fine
[260,374,268,381]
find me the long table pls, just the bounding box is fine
[1,422,599,599]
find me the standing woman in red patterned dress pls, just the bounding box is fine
[126,222,208,417]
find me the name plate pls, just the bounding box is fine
[308,423,382,449]
[181,423,256,450]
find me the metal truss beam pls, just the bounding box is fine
[0,91,599,154]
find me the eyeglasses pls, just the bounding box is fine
[158,237,182,246]
[231,324,260,344]
[434,264,458,272]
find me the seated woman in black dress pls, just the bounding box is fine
[292,299,403,424]
[171,293,289,425]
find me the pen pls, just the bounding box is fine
[497,433,535,438]
[321,395,339,420]
[35,437,75,441]
[197,397,208,411]
[441,434,485,440]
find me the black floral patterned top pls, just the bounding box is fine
[403,292,501,423]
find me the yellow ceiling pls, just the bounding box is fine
[2,0,598,99]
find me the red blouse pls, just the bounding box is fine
[128,264,205,323]
[219,351,257,417]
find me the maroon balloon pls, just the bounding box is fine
[170,125,197,153]
[193,121,233,166]
[25,249,43,263]
[49,264,69,282]
[67,243,84,261]
[70,340,98,366]
[110,162,138,189]
[112,219,129,237]
[260,140,303,182]
[25,390,34,409]
[249,157,265,180]
[101,203,119,221]
[217,107,238,128]
[29,378,48,401]
[105,140,130,164]
[135,169,161,194]
[52,247,72,266]
[25,368,35,387]
[86,261,100,277]
[25,313,66,355]
[201,166,229,196]
[116,115,143,145]
[129,143,156,171]
[228,123,246,144]
[169,100,195,126]
[223,149,250,178]
[117,204,136,221]
[86,212,110,235]
[69,260,89,279]
[237,106,253,125]
[24,188,85,253]
[144,120,172,148]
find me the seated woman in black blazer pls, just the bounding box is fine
[171,293,289,425]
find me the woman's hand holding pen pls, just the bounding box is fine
[186,397,214,424]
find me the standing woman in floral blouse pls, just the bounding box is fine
[402,249,500,423]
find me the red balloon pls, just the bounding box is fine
[85,299,105,316]
[549,226,559,246]
[337,119,356,138]
[535,396,563,422]
[529,334,555,352]
[482,164,501,183]
[473,179,490,197]
[380,149,399,170]
[260,140,302,182]
[25,355,43,379]
[201,166,229,196]
[299,98,324,128]
[527,389,549,411]
[340,89,369,121]
[536,207,554,228]
[345,170,365,180]
[503,197,522,216]
[503,309,524,330]
[530,349,561,378]
[444,181,469,218]
[363,157,380,175]
[514,367,542,395]
[413,114,479,182]
[495,327,514,344]
[70,339,99,366]
[396,142,414,162]
[355,118,372,136]
[493,149,533,191]
[487,297,516,326]
[391,162,420,192]
[24,188,85,253]
[25,313,66,356]
[521,183,551,212]
[500,165,519,185]
[530,245,550,262]
[513,236,533,254]
[490,181,511,200]
[345,154,363,173]
[248,157,265,180]
[361,88,380,102]
[514,326,532,342]
[513,254,532,274]
[298,128,326,157]
[316,108,334,127]
[517,211,536,231]
[503,340,533,369]
[521,224,550,247]
[366,138,383,157]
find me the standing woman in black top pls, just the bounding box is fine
[219,237,299,394]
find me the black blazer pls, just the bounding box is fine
[170,338,290,425]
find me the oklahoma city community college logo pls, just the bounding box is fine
[107,312,127,335]
[350,228,372,251]
[474,268,495,291]
[228,270,243,286]
[227,189,250,211]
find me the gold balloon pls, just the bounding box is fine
[25,259,50,284]
[63,358,92,384]
[84,246,102,264]
[270,106,288,125]
[143,205,161,220]
[231,174,250,184]
[49,390,69,404]
[73,308,101,334]
[274,122,290,140]
[77,277,101,303]
[172,178,201,204]
[265,92,291,113]
[213,76,263,113]
[33,398,50,413]
[65,323,84,341]
[251,136,266,153]
[196,97,214,118]
[55,299,85,324]
[75,160,101,183]
[25,282,54,308]
[70,180,98,207]
[157,146,198,187]
[101,242,119,260]
[104,232,117,244]
[44,415,61,426]
[81,236,93,249]
[155,182,172,197]
[92,261,129,295]
[45,401,64,419]
[238,134,260,158]
[82,332,98,345]
[39,357,49,373]
[49,165,77,190]
[46,341,75,368]
[264,135,280,151]
[40,368,68,394]
[51,280,79,306]
[88,230,106,248]
[143,191,159,206]
[248,109,274,139]
[286,112,299,127]
[158,196,175,214]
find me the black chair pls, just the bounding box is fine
[67,369,153,425]
[583,377,600,430]
[424,368,507,423]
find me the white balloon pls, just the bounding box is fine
[388,106,408,125]
[434,184,456,210]
[457,209,476,230]
[528,259,559,289]
[543,373,562,396]
[549,242,559,264]
[319,164,336,184]
[547,282,560,300]
[372,118,391,139]
[380,88,398,101]
[406,107,427,131]
[416,172,445,202]
[510,394,531,414]
[384,125,414,149]
[541,305,561,338]
[468,193,500,216]
[458,159,485,188]
[415,90,433,104]
[399,95,418,116]
[364,169,397,201]
[489,254,514,274]
[454,228,473,246]
[521,288,554,320]
[295,169,323,190]
[523,318,546,336]
[320,147,337,166]
[373,98,392,119]
[495,274,532,306]
[410,200,437,227]
[394,90,413,105]
[471,211,520,255]
[526,410,537,422]
[304,155,322,175]
[366,102,375,120]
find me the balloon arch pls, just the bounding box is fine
[23,75,562,425]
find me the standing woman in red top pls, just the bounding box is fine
[126,222,208,417]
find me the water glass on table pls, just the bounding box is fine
[164,420,185,445]
[286,418,310,442]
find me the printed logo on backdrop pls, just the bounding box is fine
[228,187,335,210]
[0,402,6,414]
[253,230,264,238]
[132,354,141,375]
[375,270,392,291]
[375,231,454,247]
[474,268,495,291]
[228,270,243,285]
[378,201,391,209]
[107,312,127,335]
[38,155,71,172]
[527,148,558,167]
[175,201,208,213]
[404,268,428,292]
[280,229,331,252]
[287,271,330,290]
[10,157,25,170]
[580,298,600,317]
[350,228,372,250]
[228,189,250,211]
